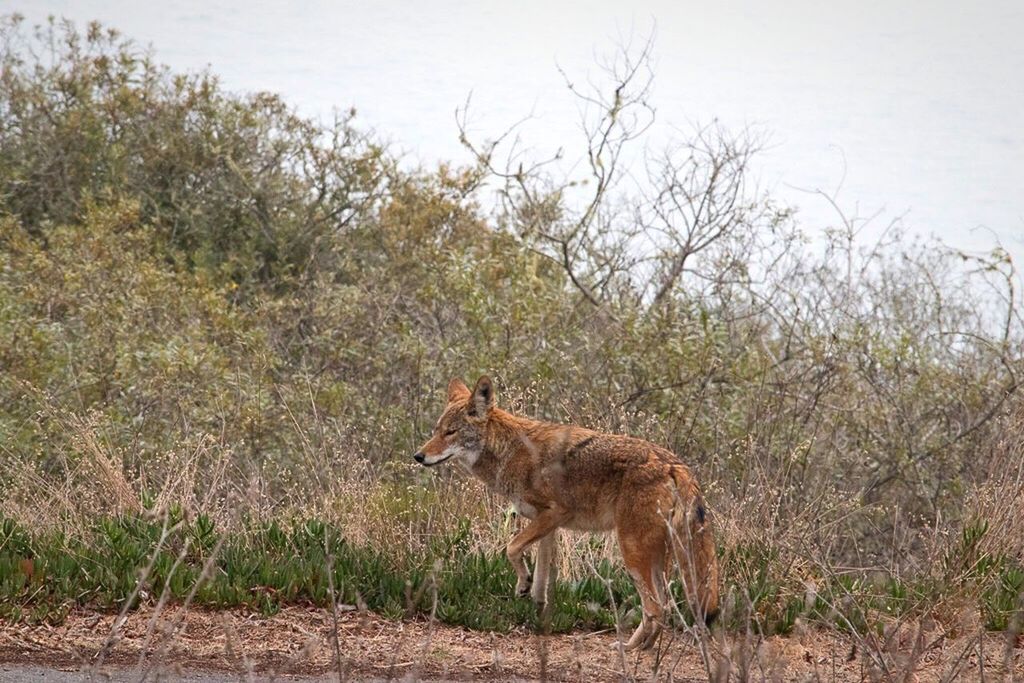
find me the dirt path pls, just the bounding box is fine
[0,664,345,683]
[0,606,1020,681]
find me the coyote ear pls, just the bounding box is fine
[447,378,470,403]
[468,376,494,417]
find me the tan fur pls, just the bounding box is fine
[414,376,720,650]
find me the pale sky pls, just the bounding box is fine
[13,1,1024,264]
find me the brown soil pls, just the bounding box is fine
[0,606,1020,681]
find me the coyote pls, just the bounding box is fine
[413,376,720,650]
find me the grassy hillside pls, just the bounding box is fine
[0,15,1021,669]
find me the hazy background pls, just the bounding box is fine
[15,0,1024,262]
[3,2,1024,653]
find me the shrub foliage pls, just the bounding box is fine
[0,16,1021,636]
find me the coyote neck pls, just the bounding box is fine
[470,409,555,492]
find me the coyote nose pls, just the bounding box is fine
[413,452,425,464]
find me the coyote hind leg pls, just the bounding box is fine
[618,527,668,651]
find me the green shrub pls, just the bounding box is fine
[1,15,1021,641]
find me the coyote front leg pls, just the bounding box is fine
[531,533,558,607]
[506,508,569,598]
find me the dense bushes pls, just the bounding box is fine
[1,15,1021,638]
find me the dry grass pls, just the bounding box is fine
[2,404,1023,682]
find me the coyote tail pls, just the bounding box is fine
[669,466,720,626]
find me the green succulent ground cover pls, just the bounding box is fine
[1,513,1020,637]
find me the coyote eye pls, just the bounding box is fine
[444,428,458,436]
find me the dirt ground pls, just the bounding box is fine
[0,606,1021,681]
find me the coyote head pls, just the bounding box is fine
[413,376,494,468]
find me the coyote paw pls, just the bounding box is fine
[515,573,533,598]
[621,619,661,651]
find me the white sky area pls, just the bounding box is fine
[12,1,1024,265]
